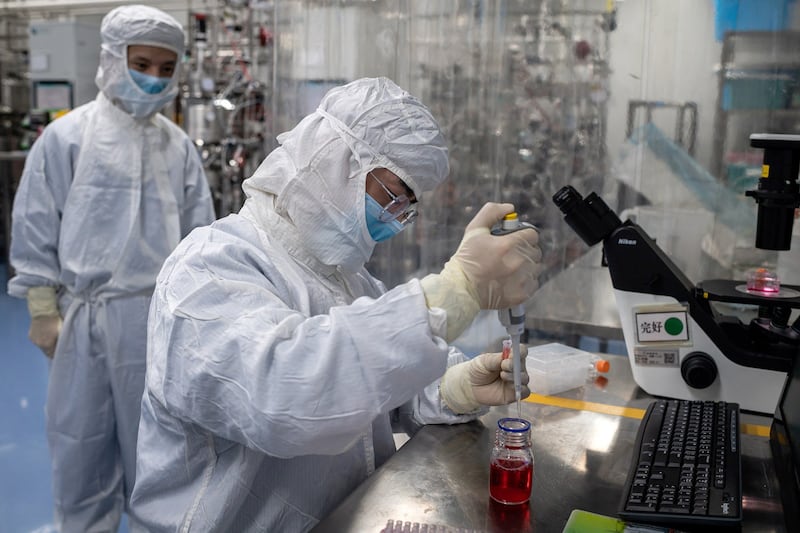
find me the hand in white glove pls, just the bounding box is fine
[27,286,62,359]
[420,203,542,341]
[439,346,530,415]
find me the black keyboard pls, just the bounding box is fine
[619,399,742,529]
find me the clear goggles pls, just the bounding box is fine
[369,171,418,226]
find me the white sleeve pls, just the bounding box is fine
[178,137,216,236]
[7,127,74,297]
[146,225,453,459]
[393,344,487,437]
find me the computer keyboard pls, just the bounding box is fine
[619,399,742,528]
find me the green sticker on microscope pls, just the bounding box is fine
[664,316,684,336]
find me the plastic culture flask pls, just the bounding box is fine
[526,343,612,396]
[489,417,534,505]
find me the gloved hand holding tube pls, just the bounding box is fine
[26,286,62,358]
[420,202,542,342]
[439,346,531,414]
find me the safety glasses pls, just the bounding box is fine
[368,171,418,226]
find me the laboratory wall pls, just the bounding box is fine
[606,0,721,171]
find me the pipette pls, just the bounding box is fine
[492,212,537,418]
[498,305,525,418]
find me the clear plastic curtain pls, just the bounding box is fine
[267,0,614,289]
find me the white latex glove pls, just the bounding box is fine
[27,286,62,359]
[420,202,542,342]
[439,347,530,415]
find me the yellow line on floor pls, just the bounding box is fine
[524,393,771,437]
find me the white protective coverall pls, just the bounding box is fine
[7,6,215,532]
[130,77,481,532]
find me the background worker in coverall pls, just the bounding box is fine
[7,5,215,531]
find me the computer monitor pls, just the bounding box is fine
[32,80,73,111]
[770,349,800,531]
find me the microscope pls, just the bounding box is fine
[553,133,800,414]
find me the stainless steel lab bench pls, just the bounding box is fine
[312,352,789,533]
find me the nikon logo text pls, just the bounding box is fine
[618,238,637,245]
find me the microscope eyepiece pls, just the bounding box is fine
[553,185,622,246]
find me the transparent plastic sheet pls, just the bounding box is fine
[622,123,755,234]
[267,0,614,292]
[613,122,768,276]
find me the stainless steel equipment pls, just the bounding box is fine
[180,4,273,217]
[0,13,30,151]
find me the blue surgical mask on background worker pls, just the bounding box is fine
[128,69,171,94]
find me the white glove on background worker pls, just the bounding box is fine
[420,202,542,342]
[27,286,62,358]
[439,346,531,414]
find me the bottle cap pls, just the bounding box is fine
[594,359,610,373]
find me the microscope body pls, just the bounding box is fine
[605,222,795,413]
[553,133,800,414]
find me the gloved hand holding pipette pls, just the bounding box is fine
[420,202,542,342]
[439,348,531,414]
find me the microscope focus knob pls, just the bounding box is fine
[681,352,718,389]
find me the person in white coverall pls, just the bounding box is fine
[7,5,215,532]
[130,76,542,532]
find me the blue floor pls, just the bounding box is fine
[0,264,55,533]
[0,264,128,533]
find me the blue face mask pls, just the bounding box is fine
[128,69,171,94]
[365,194,404,242]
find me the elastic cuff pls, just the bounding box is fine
[443,254,481,304]
[420,268,480,343]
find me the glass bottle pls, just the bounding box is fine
[489,417,534,505]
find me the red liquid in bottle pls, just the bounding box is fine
[489,457,532,505]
